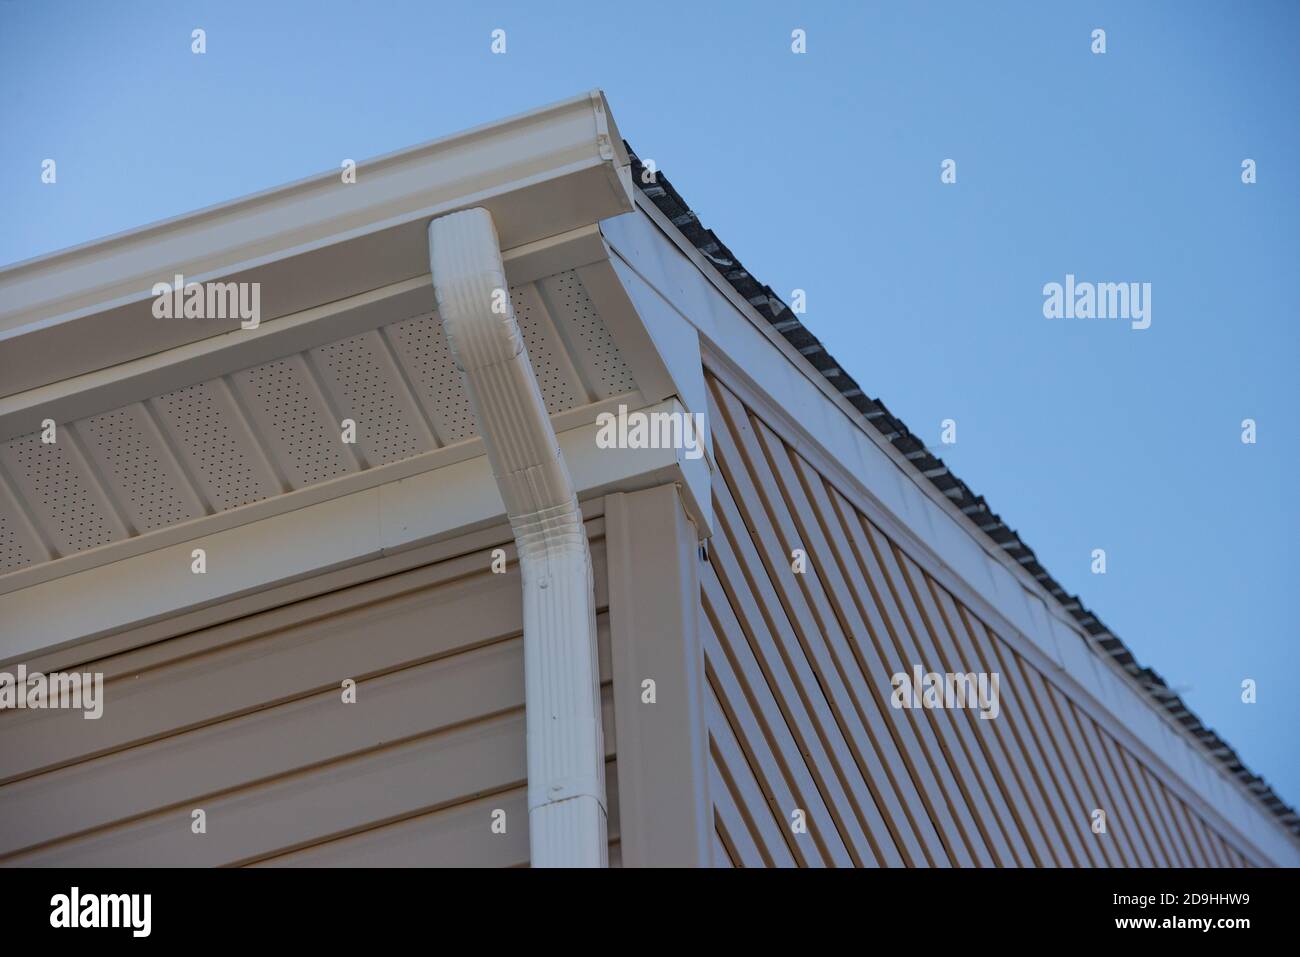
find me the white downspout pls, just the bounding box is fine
[427,207,607,868]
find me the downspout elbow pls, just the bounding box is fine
[428,208,607,868]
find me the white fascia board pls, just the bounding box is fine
[0,399,694,664]
[601,201,1300,865]
[0,91,632,397]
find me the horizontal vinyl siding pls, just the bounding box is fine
[701,367,1249,868]
[0,519,618,867]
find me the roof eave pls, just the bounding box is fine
[0,90,633,398]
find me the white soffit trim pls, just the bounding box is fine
[602,203,1300,865]
[0,91,632,397]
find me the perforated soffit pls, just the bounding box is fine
[0,269,636,574]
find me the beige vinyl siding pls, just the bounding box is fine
[701,366,1249,867]
[0,518,618,867]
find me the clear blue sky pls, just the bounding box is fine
[3,1,1297,808]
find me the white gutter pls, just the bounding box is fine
[2,90,631,399]
[428,207,607,867]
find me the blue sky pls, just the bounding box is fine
[3,1,1297,808]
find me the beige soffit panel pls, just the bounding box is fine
[0,90,632,396]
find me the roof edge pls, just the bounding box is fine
[621,141,1300,845]
[0,91,632,399]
